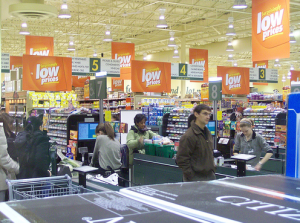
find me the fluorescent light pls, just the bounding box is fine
[103,25,113,41]
[93,49,97,57]
[168,31,176,47]
[274,59,280,67]
[226,38,234,51]
[227,54,234,62]
[226,17,236,36]
[173,46,179,58]
[156,9,168,28]
[68,36,75,51]
[143,53,147,61]
[19,22,29,35]
[58,0,71,19]
[233,0,247,9]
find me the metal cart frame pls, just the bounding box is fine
[6,174,94,201]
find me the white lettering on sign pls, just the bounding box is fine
[113,79,123,87]
[192,59,205,71]
[30,48,50,56]
[115,54,131,68]
[255,64,267,68]
[225,73,241,90]
[257,7,284,41]
[216,196,300,221]
[142,68,161,87]
[36,64,59,85]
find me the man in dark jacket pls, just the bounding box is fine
[176,104,216,182]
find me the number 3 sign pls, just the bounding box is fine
[209,80,222,101]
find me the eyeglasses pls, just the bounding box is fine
[200,112,211,117]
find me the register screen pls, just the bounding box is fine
[78,122,98,140]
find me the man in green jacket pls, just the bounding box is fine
[176,104,216,182]
[126,114,158,165]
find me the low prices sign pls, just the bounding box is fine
[112,42,135,80]
[189,48,208,82]
[250,68,278,83]
[253,60,268,68]
[23,55,72,91]
[252,0,290,61]
[26,36,54,56]
[10,56,23,70]
[72,76,90,87]
[131,60,171,93]
[171,63,203,80]
[111,78,124,91]
[217,66,250,95]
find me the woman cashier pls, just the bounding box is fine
[234,118,273,171]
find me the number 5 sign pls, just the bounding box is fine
[209,80,222,101]
[89,77,107,99]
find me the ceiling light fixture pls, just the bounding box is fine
[226,17,236,36]
[287,71,291,79]
[58,0,71,19]
[274,59,280,67]
[282,75,286,82]
[103,25,113,42]
[143,53,147,61]
[173,46,179,58]
[156,8,168,28]
[168,31,176,47]
[93,49,97,57]
[233,61,238,67]
[290,26,296,43]
[19,21,30,35]
[68,36,75,51]
[233,0,247,9]
[227,54,234,62]
[290,64,295,70]
[226,38,234,51]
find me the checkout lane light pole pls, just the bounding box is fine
[209,77,222,150]
[95,71,108,124]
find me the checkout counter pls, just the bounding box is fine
[132,153,277,186]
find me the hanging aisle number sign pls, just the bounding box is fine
[89,77,107,99]
[249,68,278,83]
[171,63,203,80]
[209,81,222,101]
[72,57,120,77]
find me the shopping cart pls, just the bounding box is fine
[6,174,94,201]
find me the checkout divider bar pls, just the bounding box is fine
[0,203,30,223]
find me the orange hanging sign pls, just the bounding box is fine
[252,0,290,61]
[189,48,208,83]
[23,55,72,91]
[72,76,90,87]
[217,66,250,95]
[291,70,300,83]
[26,35,54,56]
[111,42,135,80]
[253,60,268,68]
[10,56,23,70]
[111,78,124,91]
[131,60,171,93]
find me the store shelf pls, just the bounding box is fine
[47,132,67,138]
[49,119,67,123]
[243,112,280,116]
[48,126,67,130]
[249,100,283,102]
[50,113,69,117]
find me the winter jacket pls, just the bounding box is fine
[0,124,19,190]
[15,130,50,179]
[176,121,215,181]
[91,135,122,170]
[126,125,158,165]
[6,131,17,162]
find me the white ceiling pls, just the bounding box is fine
[1,0,300,76]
